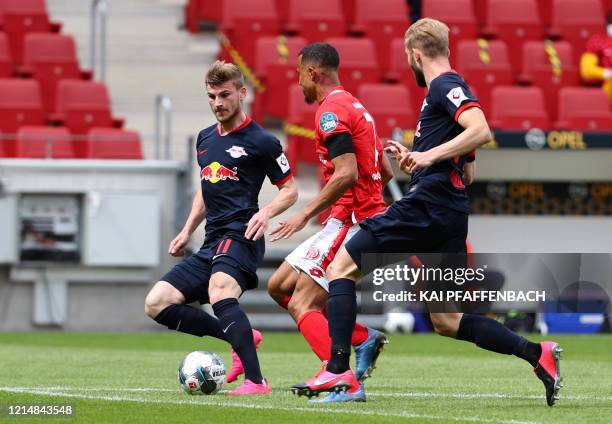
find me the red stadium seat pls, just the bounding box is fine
[86,128,143,159]
[455,39,514,112]
[550,0,605,65]
[184,0,223,32]
[555,87,612,131]
[54,80,123,135]
[357,84,415,139]
[0,32,12,77]
[219,0,280,68]
[386,38,428,115]
[483,0,544,71]
[519,41,579,121]
[286,0,346,43]
[285,84,318,174]
[16,125,75,158]
[0,0,61,65]
[351,0,409,72]
[21,34,91,113]
[252,36,307,121]
[490,86,550,130]
[422,0,478,56]
[0,78,45,157]
[325,37,380,95]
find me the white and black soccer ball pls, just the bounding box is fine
[178,351,226,395]
[383,311,415,333]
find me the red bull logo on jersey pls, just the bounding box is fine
[201,161,239,183]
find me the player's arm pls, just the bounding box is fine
[400,107,491,174]
[381,152,394,187]
[245,178,298,241]
[270,133,357,241]
[463,161,475,185]
[169,189,205,257]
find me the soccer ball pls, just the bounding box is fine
[384,311,415,333]
[178,351,226,395]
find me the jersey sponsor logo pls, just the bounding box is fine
[415,121,422,138]
[201,161,239,183]
[319,112,339,133]
[276,153,291,173]
[446,87,468,108]
[372,172,382,181]
[305,247,320,260]
[225,145,248,158]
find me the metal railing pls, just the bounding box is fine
[89,0,108,82]
[154,95,173,160]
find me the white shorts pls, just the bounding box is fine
[285,218,359,292]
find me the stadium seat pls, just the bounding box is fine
[555,87,612,131]
[218,0,280,69]
[20,34,92,113]
[86,128,143,159]
[286,0,346,43]
[0,78,45,157]
[386,38,428,115]
[351,0,409,72]
[285,84,318,175]
[16,125,75,158]
[53,80,124,135]
[184,0,224,32]
[455,39,514,112]
[0,32,12,77]
[0,0,61,65]
[252,36,307,121]
[482,0,544,71]
[490,86,550,130]
[325,37,380,95]
[550,0,605,65]
[422,0,478,56]
[357,84,415,139]
[537,0,555,28]
[519,41,579,121]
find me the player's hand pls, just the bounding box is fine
[384,140,409,160]
[269,212,308,242]
[399,151,435,174]
[245,210,270,241]
[168,230,190,257]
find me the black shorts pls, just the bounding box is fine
[345,198,468,269]
[160,231,265,304]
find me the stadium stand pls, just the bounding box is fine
[0,32,11,77]
[455,39,514,112]
[350,0,409,72]
[421,0,478,56]
[16,125,74,158]
[555,87,612,131]
[285,0,346,42]
[285,84,318,174]
[386,37,428,116]
[86,128,143,160]
[184,0,224,32]
[20,33,92,113]
[325,37,379,96]
[490,86,550,130]
[0,78,45,157]
[357,83,415,139]
[53,80,124,135]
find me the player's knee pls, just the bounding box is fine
[267,271,283,299]
[431,315,460,338]
[144,281,183,319]
[327,251,358,281]
[144,287,166,319]
[208,273,240,304]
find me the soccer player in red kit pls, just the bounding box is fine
[268,42,394,402]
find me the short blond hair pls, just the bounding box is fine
[404,18,450,58]
[205,60,245,89]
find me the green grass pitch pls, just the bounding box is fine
[0,331,610,423]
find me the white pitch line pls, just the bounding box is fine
[3,386,612,402]
[0,387,538,424]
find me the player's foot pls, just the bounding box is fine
[310,384,366,403]
[354,328,389,382]
[533,341,563,406]
[226,329,263,383]
[226,378,271,395]
[291,362,359,398]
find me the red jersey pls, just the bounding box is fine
[585,33,612,69]
[314,86,386,223]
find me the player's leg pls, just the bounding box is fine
[267,260,298,310]
[144,256,227,341]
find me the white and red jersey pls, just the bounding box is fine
[314,86,386,223]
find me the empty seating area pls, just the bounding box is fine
[185,0,612,136]
[0,0,142,159]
